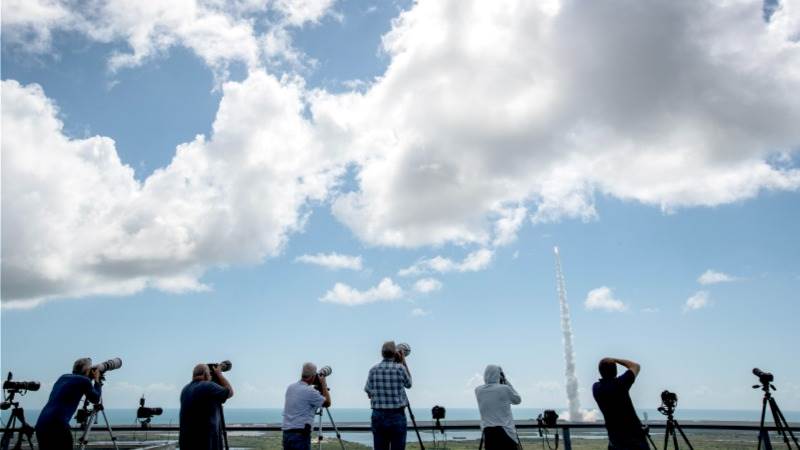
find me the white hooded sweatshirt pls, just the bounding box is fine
[474,365,522,440]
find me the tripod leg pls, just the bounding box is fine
[673,421,694,450]
[0,413,17,450]
[759,395,771,450]
[324,408,347,450]
[316,409,324,450]
[406,404,426,450]
[663,421,671,450]
[771,399,800,448]
[78,410,98,449]
[671,424,680,450]
[768,397,797,450]
[219,406,229,450]
[98,409,119,450]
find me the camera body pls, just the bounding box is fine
[137,397,164,419]
[753,368,774,384]
[537,410,559,428]
[661,390,678,408]
[431,405,446,420]
[207,360,232,384]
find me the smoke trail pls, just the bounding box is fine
[554,246,582,421]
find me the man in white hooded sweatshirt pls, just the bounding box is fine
[475,365,522,450]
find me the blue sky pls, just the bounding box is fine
[2,0,799,416]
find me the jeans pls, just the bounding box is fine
[371,409,407,450]
[283,429,312,450]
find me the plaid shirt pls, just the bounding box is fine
[364,358,412,409]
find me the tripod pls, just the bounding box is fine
[659,407,693,450]
[219,404,230,450]
[755,377,799,450]
[406,403,426,450]
[0,390,34,450]
[76,387,119,450]
[314,407,346,450]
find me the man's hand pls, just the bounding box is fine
[612,357,641,377]
[394,352,405,364]
[92,369,101,382]
[212,366,223,378]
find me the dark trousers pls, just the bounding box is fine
[371,408,407,450]
[283,428,312,450]
[483,426,519,450]
[608,438,650,450]
[36,425,73,450]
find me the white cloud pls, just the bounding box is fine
[319,277,403,306]
[1,73,344,308]
[410,307,430,317]
[398,249,494,277]
[413,277,442,293]
[684,291,711,312]
[295,252,363,270]
[0,0,338,77]
[315,0,800,248]
[698,269,739,285]
[584,286,627,312]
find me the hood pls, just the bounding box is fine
[484,365,503,384]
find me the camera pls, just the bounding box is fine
[432,405,446,420]
[537,410,559,428]
[317,366,332,378]
[137,396,163,429]
[91,358,123,379]
[2,373,40,393]
[753,368,774,384]
[207,360,232,372]
[661,390,678,408]
[397,343,411,357]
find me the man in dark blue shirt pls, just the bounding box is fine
[179,363,234,450]
[35,358,102,450]
[592,357,649,450]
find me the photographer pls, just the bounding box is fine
[592,357,648,450]
[364,341,412,450]
[475,365,522,450]
[34,358,102,450]
[179,363,234,450]
[282,363,331,450]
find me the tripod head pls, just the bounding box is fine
[752,368,776,394]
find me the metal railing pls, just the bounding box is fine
[58,419,800,450]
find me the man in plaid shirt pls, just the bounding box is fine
[365,341,413,450]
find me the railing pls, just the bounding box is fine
[59,420,800,450]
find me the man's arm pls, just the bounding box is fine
[506,384,522,405]
[85,370,103,403]
[212,367,234,398]
[398,354,412,388]
[318,376,332,408]
[364,369,373,398]
[613,358,641,377]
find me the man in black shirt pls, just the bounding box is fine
[179,363,234,450]
[592,357,649,450]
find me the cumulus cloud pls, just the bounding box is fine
[319,277,403,306]
[413,277,442,293]
[584,287,627,312]
[698,269,739,285]
[1,73,344,308]
[0,0,338,77]
[295,252,363,270]
[398,249,494,277]
[315,0,800,248]
[684,291,711,312]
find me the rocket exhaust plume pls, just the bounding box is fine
[554,246,582,421]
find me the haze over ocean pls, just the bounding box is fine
[2,0,799,423]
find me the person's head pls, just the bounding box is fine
[483,365,503,384]
[193,363,211,381]
[598,358,617,379]
[301,362,317,383]
[73,357,92,376]
[381,341,397,359]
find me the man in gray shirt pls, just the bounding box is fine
[282,363,331,450]
[475,365,522,450]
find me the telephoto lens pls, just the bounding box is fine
[753,368,774,383]
[2,380,41,392]
[208,360,233,372]
[317,366,332,377]
[93,358,123,373]
[397,343,411,357]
